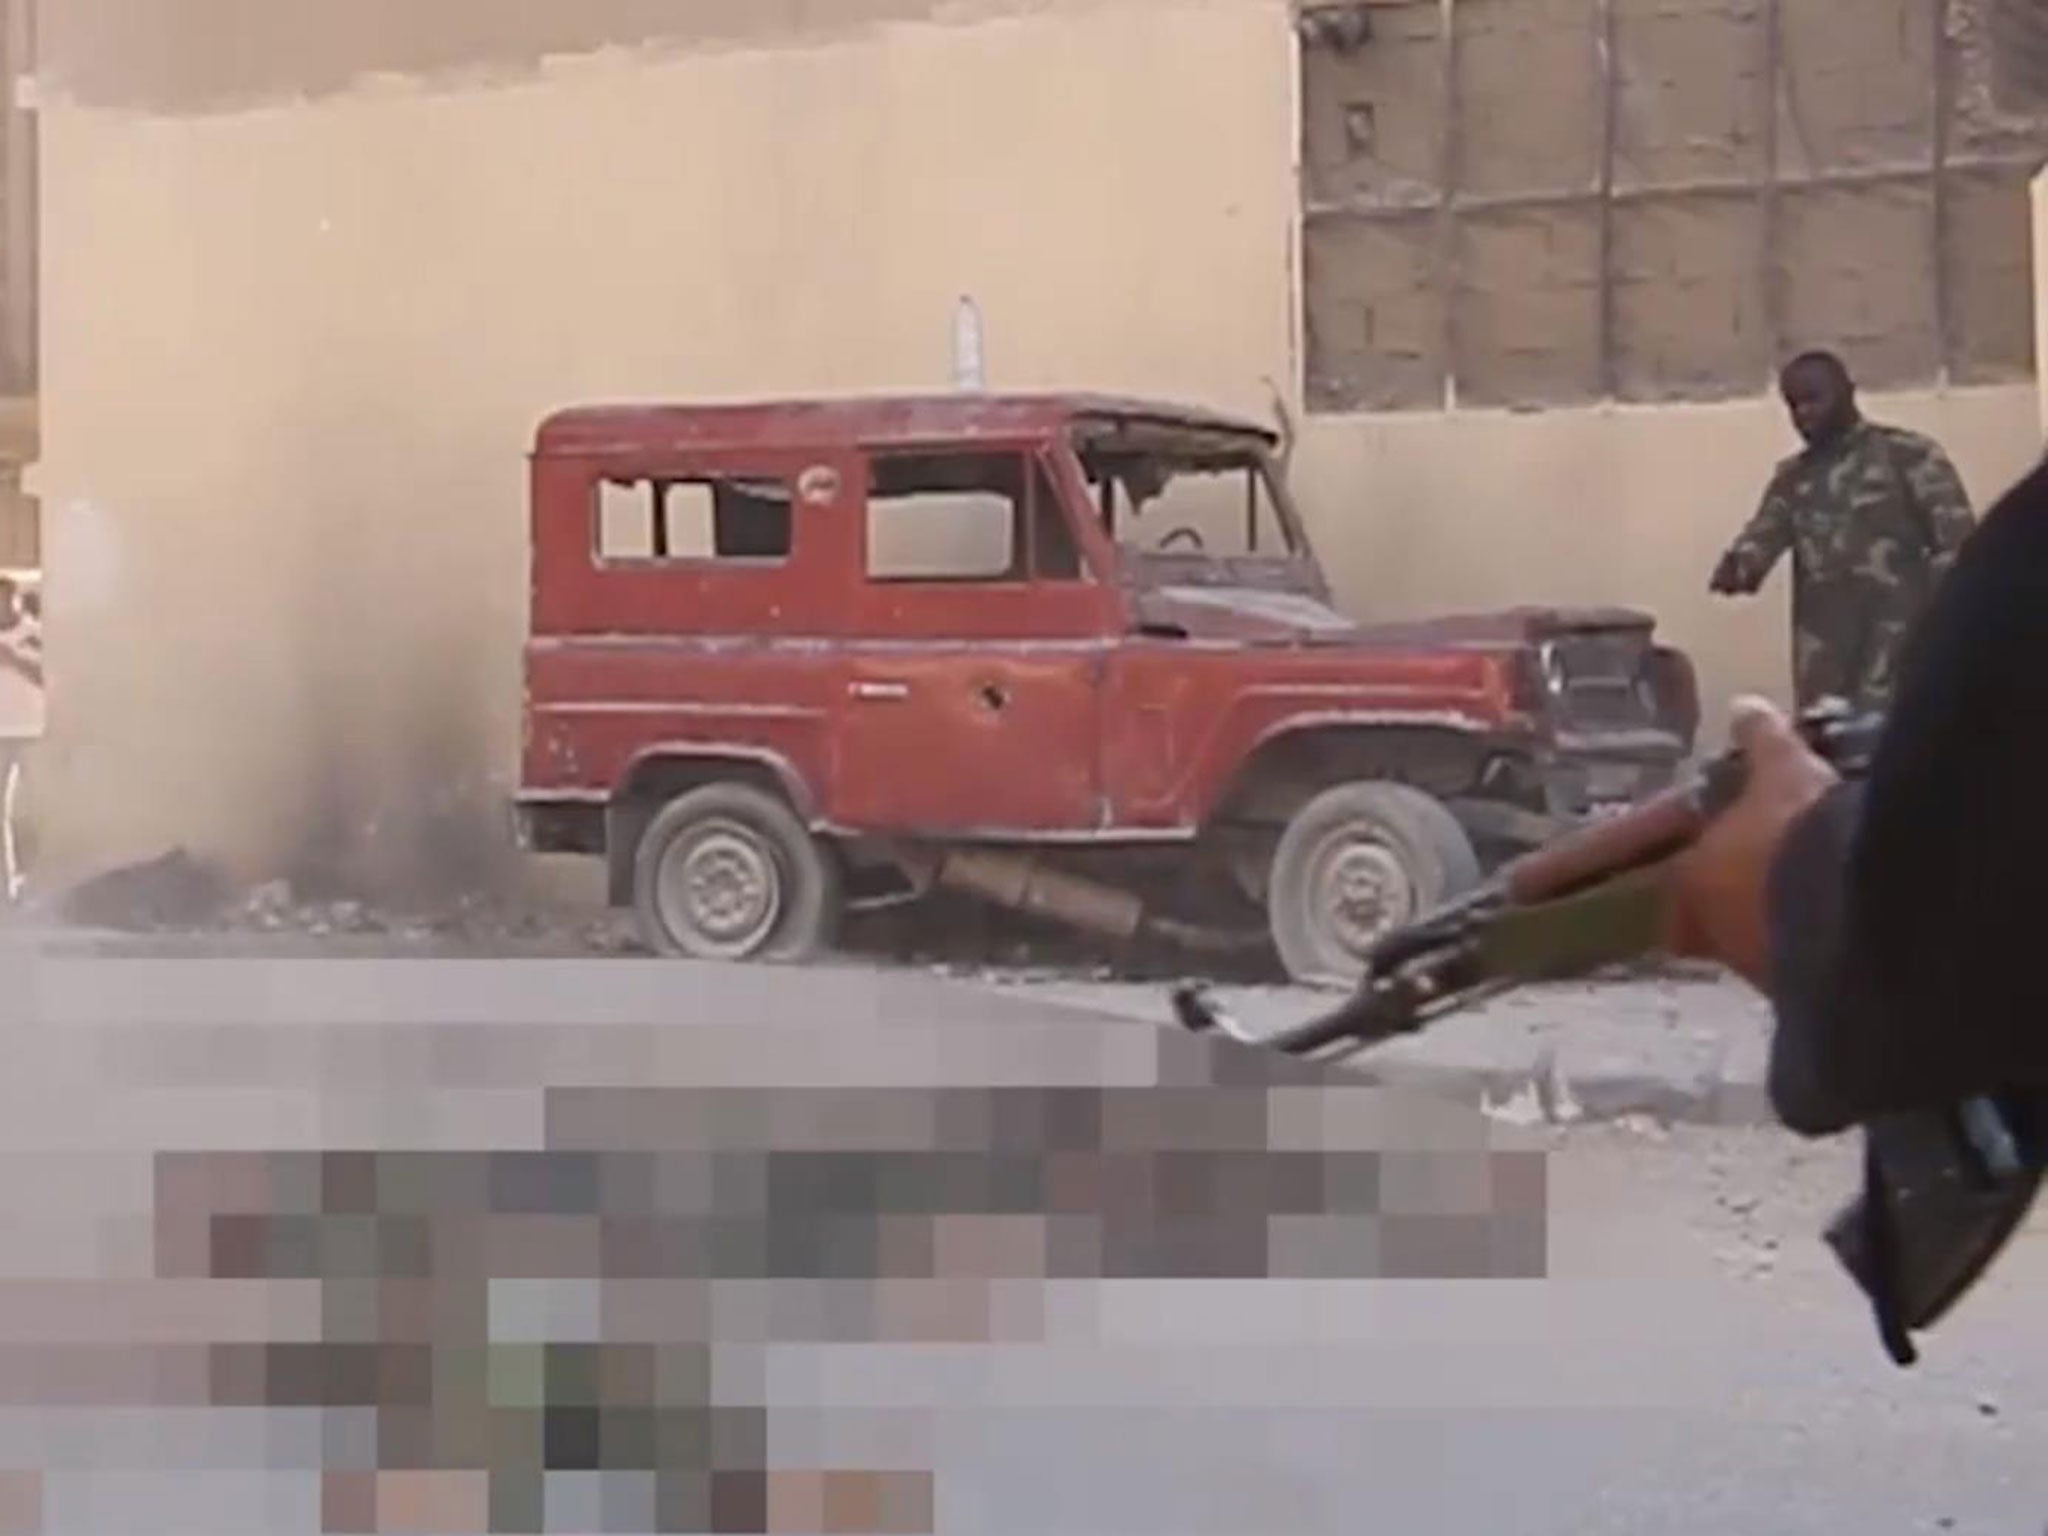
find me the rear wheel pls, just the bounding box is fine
[1266,779,1481,988]
[631,782,842,962]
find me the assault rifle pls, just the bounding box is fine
[1172,700,2046,1368]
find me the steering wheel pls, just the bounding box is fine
[1157,526,1206,553]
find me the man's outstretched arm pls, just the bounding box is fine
[1711,477,1795,594]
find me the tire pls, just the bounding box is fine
[1266,779,1481,989]
[631,782,843,963]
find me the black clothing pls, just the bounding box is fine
[1765,452,2048,1135]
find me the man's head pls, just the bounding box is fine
[1780,350,1858,448]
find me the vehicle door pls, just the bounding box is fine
[830,443,1117,833]
[1065,431,1310,833]
[526,442,859,802]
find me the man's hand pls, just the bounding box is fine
[1709,550,1753,595]
[1661,696,1839,990]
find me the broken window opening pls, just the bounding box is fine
[1069,422,1298,563]
[865,451,1087,584]
[593,475,794,565]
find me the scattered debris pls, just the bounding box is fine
[1482,1080,1546,1127]
[1531,1047,1584,1125]
[41,850,645,955]
[54,848,236,931]
[31,847,1248,971]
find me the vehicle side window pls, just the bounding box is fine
[865,451,1086,583]
[594,474,793,564]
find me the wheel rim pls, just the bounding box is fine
[1303,827,1416,966]
[655,817,785,959]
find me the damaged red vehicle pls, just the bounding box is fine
[514,392,1701,986]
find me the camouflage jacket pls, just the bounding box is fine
[1717,418,1976,706]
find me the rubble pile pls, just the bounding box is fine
[226,879,642,954]
[38,847,643,956]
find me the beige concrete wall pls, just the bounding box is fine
[31,0,1299,894]
[1293,385,2043,750]
[40,0,1253,113]
[29,0,2045,897]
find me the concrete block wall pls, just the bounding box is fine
[1612,0,1771,186]
[1304,0,2048,411]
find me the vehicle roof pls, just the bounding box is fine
[533,392,1279,456]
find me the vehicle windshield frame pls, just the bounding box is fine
[1064,413,1327,594]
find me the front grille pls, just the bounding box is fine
[1542,634,1657,733]
[1558,680,1655,731]
[1551,633,1639,680]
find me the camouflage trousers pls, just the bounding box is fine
[1792,617,1914,717]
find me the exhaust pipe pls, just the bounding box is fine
[928,848,1145,940]
[919,848,1269,955]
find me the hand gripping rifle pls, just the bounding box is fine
[1171,699,2047,1368]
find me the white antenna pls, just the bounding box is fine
[952,294,986,391]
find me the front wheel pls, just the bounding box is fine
[1266,779,1481,989]
[631,782,843,962]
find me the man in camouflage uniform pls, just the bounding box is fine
[1710,350,1978,715]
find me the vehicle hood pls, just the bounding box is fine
[1129,586,1656,649]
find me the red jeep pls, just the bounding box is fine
[515,393,1700,985]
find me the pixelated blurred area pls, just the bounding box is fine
[0,958,1546,1535]
[126,1025,1544,1535]
[136,1056,1540,1536]
[0,1473,39,1536]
